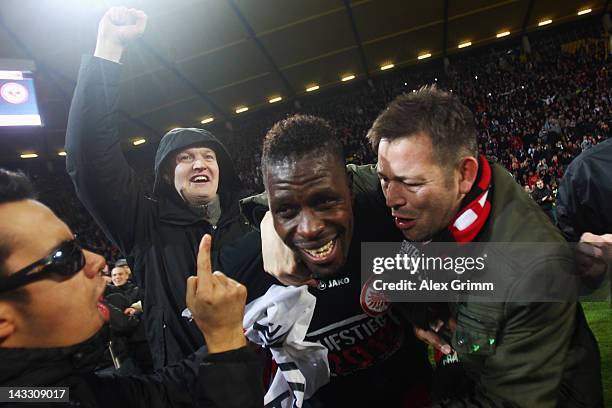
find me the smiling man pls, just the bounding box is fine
[263,141,354,278]
[0,169,262,408]
[225,115,432,407]
[111,263,129,287]
[65,7,251,368]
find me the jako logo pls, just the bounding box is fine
[317,277,350,290]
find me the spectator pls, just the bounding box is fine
[109,259,143,309]
[581,135,593,151]
[531,179,555,222]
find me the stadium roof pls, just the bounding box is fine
[0,0,609,164]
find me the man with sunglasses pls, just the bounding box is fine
[0,169,262,407]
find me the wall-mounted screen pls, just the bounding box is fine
[0,70,42,127]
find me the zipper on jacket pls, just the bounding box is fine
[209,224,218,243]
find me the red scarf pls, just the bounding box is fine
[434,155,493,243]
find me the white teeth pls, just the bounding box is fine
[192,176,208,182]
[303,239,335,258]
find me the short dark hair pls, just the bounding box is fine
[114,258,128,268]
[261,114,345,177]
[0,169,36,205]
[0,169,37,278]
[367,85,478,167]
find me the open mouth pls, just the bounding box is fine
[190,175,210,183]
[394,216,417,230]
[300,238,337,264]
[97,296,110,322]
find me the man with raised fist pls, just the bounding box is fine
[66,7,252,369]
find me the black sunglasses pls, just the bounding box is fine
[0,240,86,294]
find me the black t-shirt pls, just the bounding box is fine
[219,198,432,407]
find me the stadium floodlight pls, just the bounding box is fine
[235,106,249,114]
[417,53,431,60]
[200,117,214,124]
[20,153,38,159]
[269,96,282,104]
[341,74,355,82]
[306,85,320,92]
[496,31,510,38]
[577,8,591,15]
[458,41,472,49]
[538,19,552,26]
[133,138,146,146]
[380,63,394,71]
[58,151,67,157]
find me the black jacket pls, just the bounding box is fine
[66,55,252,369]
[530,186,553,211]
[106,281,143,306]
[0,333,263,408]
[556,138,612,242]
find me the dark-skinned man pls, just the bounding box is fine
[66,7,251,369]
[221,115,432,407]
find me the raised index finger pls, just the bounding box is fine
[197,234,214,292]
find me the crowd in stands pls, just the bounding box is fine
[224,21,610,197]
[10,19,612,264]
[30,170,121,262]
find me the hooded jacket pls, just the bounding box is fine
[0,332,263,408]
[65,55,252,369]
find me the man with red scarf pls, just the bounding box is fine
[364,86,602,407]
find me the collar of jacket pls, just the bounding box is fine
[0,330,108,386]
[156,187,243,228]
[115,281,137,291]
[239,192,269,230]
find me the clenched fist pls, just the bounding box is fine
[575,232,611,289]
[94,7,147,63]
[186,234,248,353]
